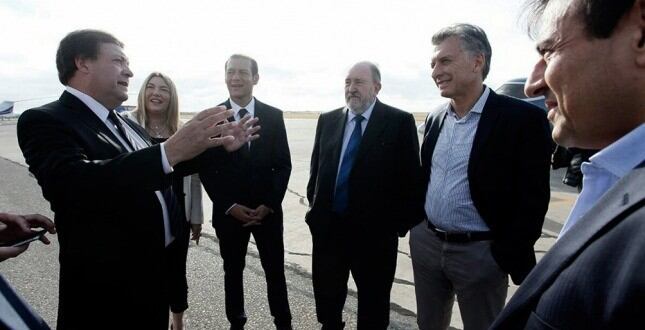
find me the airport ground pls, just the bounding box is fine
[0,115,577,329]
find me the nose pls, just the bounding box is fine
[431,63,440,81]
[123,63,133,78]
[346,81,358,93]
[525,58,547,98]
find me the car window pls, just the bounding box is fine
[496,83,526,99]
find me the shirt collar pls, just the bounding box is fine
[65,86,112,123]
[448,85,490,117]
[588,123,645,178]
[346,98,376,123]
[229,97,255,117]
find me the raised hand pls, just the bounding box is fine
[165,106,234,166]
[222,114,261,152]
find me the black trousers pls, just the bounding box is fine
[310,219,398,330]
[166,219,191,313]
[214,214,292,327]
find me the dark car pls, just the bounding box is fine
[495,78,546,111]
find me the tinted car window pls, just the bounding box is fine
[496,83,526,99]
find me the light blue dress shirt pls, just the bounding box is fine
[425,87,491,232]
[559,124,645,239]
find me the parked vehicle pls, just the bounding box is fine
[495,78,546,111]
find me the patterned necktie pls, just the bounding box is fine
[107,110,134,150]
[333,115,365,214]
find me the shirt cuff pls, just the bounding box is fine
[160,142,174,174]
[225,203,237,215]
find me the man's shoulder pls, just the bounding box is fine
[19,99,66,124]
[255,99,283,113]
[489,91,546,119]
[319,107,345,120]
[377,101,410,117]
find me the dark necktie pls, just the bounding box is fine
[333,115,365,214]
[238,108,251,153]
[107,110,134,150]
[108,110,182,238]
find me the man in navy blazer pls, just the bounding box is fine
[410,24,552,330]
[17,30,257,329]
[491,0,645,328]
[306,61,422,329]
[200,54,293,330]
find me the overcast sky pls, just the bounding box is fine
[0,0,538,113]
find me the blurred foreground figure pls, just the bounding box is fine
[0,212,55,329]
[492,0,645,328]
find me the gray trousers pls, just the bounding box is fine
[409,222,508,330]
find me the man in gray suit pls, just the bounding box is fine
[492,0,645,328]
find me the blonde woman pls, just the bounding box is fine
[125,72,203,330]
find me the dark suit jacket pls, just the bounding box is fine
[421,90,552,284]
[17,91,196,328]
[491,162,645,330]
[200,99,291,222]
[306,99,422,237]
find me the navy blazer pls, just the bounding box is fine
[421,90,552,284]
[17,91,198,328]
[306,99,422,236]
[491,162,645,329]
[200,98,292,222]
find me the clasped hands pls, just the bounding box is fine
[165,105,260,166]
[229,204,273,227]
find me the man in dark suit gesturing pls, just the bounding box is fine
[17,30,257,329]
[306,61,421,329]
[492,0,645,328]
[410,24,552,330]
[200,54,292,330]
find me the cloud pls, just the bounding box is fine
[0,0,538,113]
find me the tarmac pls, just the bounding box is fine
[0,116,578,329]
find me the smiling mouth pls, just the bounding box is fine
[117,81,128,87]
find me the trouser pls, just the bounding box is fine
[410,222,508,330]
[310,219,398,330]
[166,220,190,313]
[215,214,292,328]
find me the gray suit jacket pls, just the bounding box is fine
[491,162,645,329]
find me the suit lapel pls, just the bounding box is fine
[503,165,645,319]
[59,91,128,152]
[330,109,348,173]
[469,90,501,171]
[354,100,387,166]
[421,104,448,179]
[249,99,265,158]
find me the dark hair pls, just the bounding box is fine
[225,54,259,76]
[525,0,635,39]
[56,29,123,85]
[432,23,492,80]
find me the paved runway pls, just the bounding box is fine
[0,118,577,329]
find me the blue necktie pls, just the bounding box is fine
[333,115,365,214]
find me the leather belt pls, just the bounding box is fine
[427,222,493,242]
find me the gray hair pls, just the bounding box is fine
[354,61,381,84]
[432,23,492,80]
